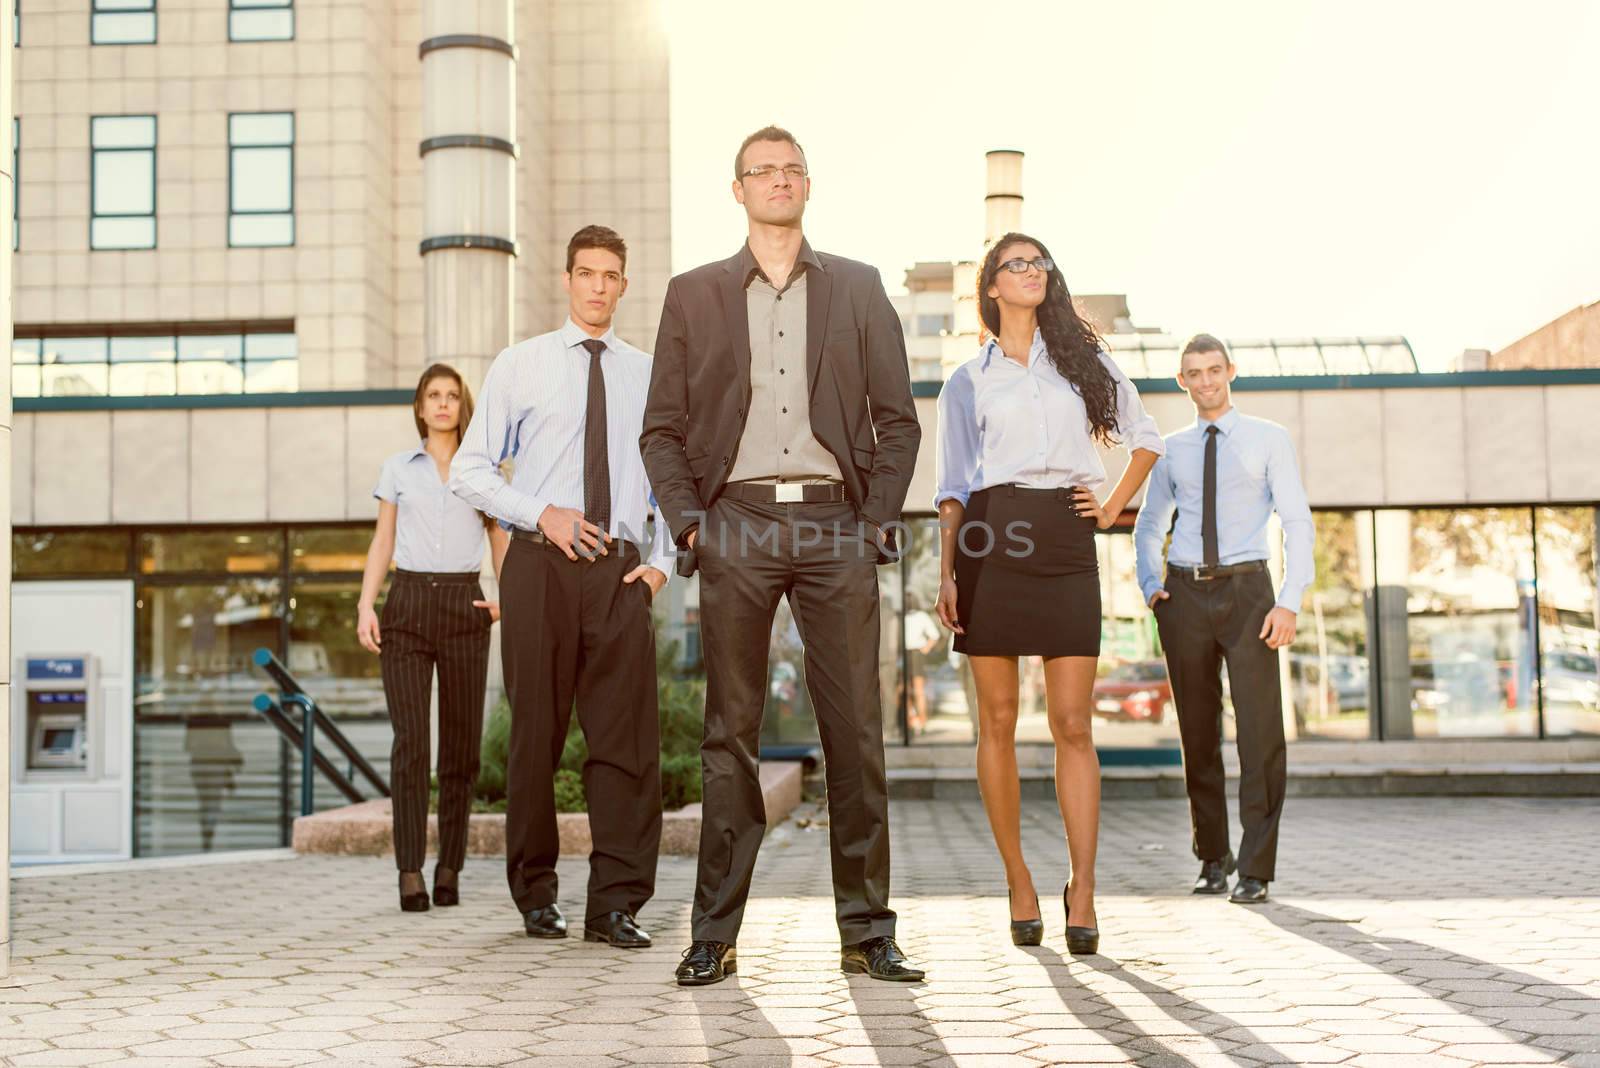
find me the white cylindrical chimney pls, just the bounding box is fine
[419,0,517,389]
[984,149,1024,248]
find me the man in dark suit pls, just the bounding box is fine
[641,125,924,986]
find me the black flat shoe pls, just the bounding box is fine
[1009,890,1043,947]
[399,872,429,913]
[583,910,652,948]
[1064,886,1099,956]
[1230,876,1270,904]
[841,936,926,982]
[523,903,568,939]
[432,867,459,907]
[1193,852,1236,896]
[675,941,736,986]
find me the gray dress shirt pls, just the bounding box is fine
[727,245,844,485]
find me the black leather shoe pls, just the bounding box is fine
[1230,876,1270,904]
[841,936,926,982]
[584,911,652,948]
[523,904,567,939]
[1194,853,1237,896]
[1064,886,1100,956]
[1009,890,1043,947]
[675,941,735,986]
[399,872,429,913]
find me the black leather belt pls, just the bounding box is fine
[1173,559,1268,583]
[720,481,847,504]
[394,568,478,584]
[511,528,550,545]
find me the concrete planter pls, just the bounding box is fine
[292,760,806,857]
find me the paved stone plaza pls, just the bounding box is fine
[4,796,1599,1067]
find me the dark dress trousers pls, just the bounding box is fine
[640,244,921,945]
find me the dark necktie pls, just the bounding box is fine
[1202,424,1220,567]
[580,338,610,533]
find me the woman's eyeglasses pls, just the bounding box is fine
[996,256,1054,274]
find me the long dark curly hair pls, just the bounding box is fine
[978,232,1120,445]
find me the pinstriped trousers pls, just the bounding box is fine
[380,569,493,872]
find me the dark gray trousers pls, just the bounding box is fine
[692,496,896,945]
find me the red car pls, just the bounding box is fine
[1092,660,1174,723]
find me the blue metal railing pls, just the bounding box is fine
[252,647,390,815]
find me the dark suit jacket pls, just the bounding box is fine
[641,242,922,577]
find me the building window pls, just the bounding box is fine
[12,117,18,251]
[15,324,298,397]
[91,0,156,45]
[1289,510,1376,740]
[915,313,953,337]
[1535,507,1600,737]
[90,115,156,250]
[229,113,294,247]
[229,0,292,41]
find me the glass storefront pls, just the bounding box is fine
[11,505,1600,853]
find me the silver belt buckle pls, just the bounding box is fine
[1192,565,1212,582]
[774,483,805,503]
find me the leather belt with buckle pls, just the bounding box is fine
[721,481,847,505]
[1181,560,1268,583]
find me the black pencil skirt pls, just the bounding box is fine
[953,485,1102,659]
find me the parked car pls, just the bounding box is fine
[1092,660,1174,723]
[1541,650,1600,712]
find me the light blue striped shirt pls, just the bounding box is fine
[449,319,673,579]
[374,443,487,573]
[1132,407,1314,613]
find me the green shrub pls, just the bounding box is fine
[460,638,706,815]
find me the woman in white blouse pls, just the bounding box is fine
[357,364,508,913]
[934,233,1164,955]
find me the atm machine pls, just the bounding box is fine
[11,581,135,863]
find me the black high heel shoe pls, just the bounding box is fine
[432,866,459,908]
[399,872,430,913]
[1063,884,1099,955]
[1008,890,1043,947]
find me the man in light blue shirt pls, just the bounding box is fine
[1133,334,1313,905]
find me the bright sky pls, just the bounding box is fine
[665,1,1600,370]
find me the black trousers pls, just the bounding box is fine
[380,570,493,872]
[1155,567,1287,881]
[694,496,895,945]
[501,537,661,921]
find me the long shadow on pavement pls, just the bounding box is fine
[1031,945,1300,1066]
[841,976,955,1067]
[686,981,794,1067]
[1259,901,1600,1061]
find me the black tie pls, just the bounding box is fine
[1202,424,1219,567]
[580,339,610,533]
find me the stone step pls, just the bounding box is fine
[887,762,1600,799]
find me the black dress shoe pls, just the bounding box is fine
[1194,852,1236,896]
[1230,876,1270,904]
[675,941,736,986]
[583,911,652,948]
[1064,886,1100,956]
[399,872,429,913]
[523,904,568,939]
[841,936,925,982]
[1009,890,1043,947]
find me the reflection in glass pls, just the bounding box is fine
[139,529,285,574]
[1535,507,1600,736]
[92,154,154,215]
[1378,508,1538,738]
[12,366,40,397]
[230,6,294,42]
[290,526,371,573]
[1289,511,1374,738]
[134,580,283,856]
[109,362,177,395]
[42,363,110,396]
[13,529,132,576]
[244,357,298,393]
